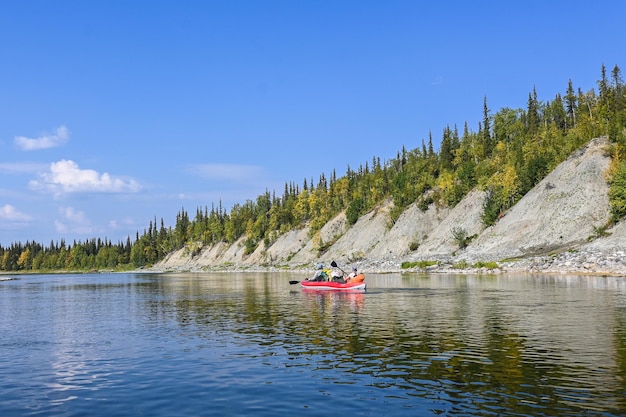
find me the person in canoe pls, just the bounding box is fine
[345,266,366,283]
[330,265,347,283]
[307,263,328,282]
[345,266,358,282]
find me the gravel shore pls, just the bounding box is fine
[147,248,626,277]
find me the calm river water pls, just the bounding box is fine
[1,272,625,416]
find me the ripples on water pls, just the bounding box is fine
[0,272,625,416]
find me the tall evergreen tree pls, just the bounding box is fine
[483,95,492,155]
[565,79,577,128]
[527,86,540,134]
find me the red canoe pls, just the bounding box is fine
[300,274,366,291]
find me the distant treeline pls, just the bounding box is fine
[2,64,625,271]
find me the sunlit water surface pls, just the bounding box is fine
[1,272,625,416]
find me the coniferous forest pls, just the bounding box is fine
[2,64,626,272]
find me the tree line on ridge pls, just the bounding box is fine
[1,64,625,271]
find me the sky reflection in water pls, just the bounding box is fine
[0,272,624,416]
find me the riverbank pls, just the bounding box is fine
[145,246,626,277]
[2,249,624,276]
[150,137,626,277]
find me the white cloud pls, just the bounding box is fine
[185,163,267,182]
[55,206,99,235]
[0,204,31,221]
[29,159,142,196]
[0,204,32,231]
[15,125,70,151]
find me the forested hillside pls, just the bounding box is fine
[2,64,625,272]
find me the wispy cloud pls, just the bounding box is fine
[15,125,70,151]
[0,204,32,230]
[0,204,31,222]
[29,159,142,196]
[185,163,267,182]
[0,162,49,174]
[55,206,99,235]
[108,216,138,232]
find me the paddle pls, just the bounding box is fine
[289,280,300,285]
[331,260,346,276]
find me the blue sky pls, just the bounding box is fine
[1,1,624,246]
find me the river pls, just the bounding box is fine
[0,272,625,416]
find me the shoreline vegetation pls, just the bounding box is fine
[3,235,626,278]
[142,248,626,277]
[2,64,626,277]
[1,243,626,277]
[2,250,625,277]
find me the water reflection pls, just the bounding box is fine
[142,272,626,415]
[2,272,625,416]
[301,289,366,315]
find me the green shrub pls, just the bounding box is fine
[243,238,257,255]
[418,195,434,212]
[401,260,438,269]
[451,227,469,248]
[588,223,612,241]
[348,251,365,263]
[609,160,626,221]
[388,204,405,228]
[346,198,364,225]
[452,260,469,269]
[481,185,505,226]
[472,261,499,269]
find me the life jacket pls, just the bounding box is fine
[351,274,365,282]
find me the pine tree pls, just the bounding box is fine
[610,65,625,144]
[527,86,540,134]
[439,125,455,170]
[482,96,492,155]
[565,79,577,128]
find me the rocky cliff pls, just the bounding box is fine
[155,137,626,275]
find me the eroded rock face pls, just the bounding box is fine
[155,137,625,274]
[459,137,611,261]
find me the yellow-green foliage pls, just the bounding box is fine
[452,260,469,269]
[473,261,499,269]
[608,152,626,221]
[401,260,438,269]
